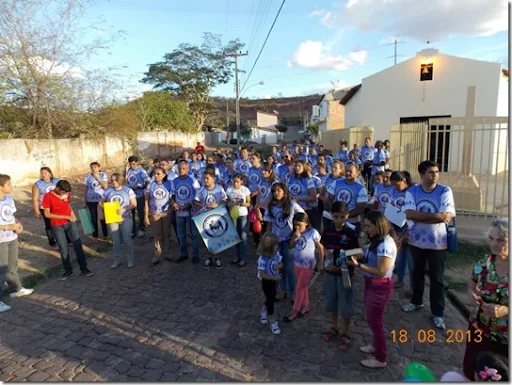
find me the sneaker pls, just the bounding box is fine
[59,271,73,281]
[81,268,94,277]
[402,303,424,313]
[203,258,212,269]
[110,261,120,269]
[260,308,268,324]
[127,261,134,268]
[433,316,446,330]
[269,320,281,335]
[215,258,223,269]
[9,288,34,298]
[192,257,200,265]
[0,301,11,313]
[360,345,376,354]
[361,357,387,369]
[137,230,145,238]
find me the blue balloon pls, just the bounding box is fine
[403,378,422,382]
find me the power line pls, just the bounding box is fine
[241,0,286,93]
[224,0,231,37]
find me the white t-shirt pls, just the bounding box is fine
[257,251,282,280]
[263,201,305,241]
[363,235,397,279]
[226,186,251,217]
[0,196,17,243]
[293,228,321,270]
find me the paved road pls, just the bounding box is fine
[0,237,468,382]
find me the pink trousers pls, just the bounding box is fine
[293,265,315,314]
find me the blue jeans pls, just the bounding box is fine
[176,215,198,258]
[396,243,413,286]
[279,240,295,296]
[109,218,134,262]
[53,222,88,273]
[236,216,248,261]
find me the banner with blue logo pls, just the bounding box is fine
[192,205,241,254]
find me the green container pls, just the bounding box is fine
[78,208,94,235]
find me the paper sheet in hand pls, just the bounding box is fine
[345,248,364,257]
[384,205,406,228]
[104,201,122,224]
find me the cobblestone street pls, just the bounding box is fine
[0,237,469,382]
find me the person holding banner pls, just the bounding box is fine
[171,160,201,265]
[264,183,305,303]
[83,162,108,239]
[32,167,60,247]
[101,173,137,269]
[226,174,251,267]
[144,167,173,266]
[194,168,228,269]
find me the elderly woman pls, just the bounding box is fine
[462,218,509,380]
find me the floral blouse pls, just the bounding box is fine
[470,255,509,344]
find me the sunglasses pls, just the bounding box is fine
[111,178,119,182]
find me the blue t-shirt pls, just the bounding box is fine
[308,155,317,165]
[257,178,276,207]
[145,180,172,215]
[363,235,397,279]
[336,149,349,162]
[35,178,60,207]
[277,164,291,184]
[103,186,136,219]
[234,158,251,174]
[371,149,388,175]
[248,166,263,191]
[0,196,17,243]
[257,252,282,280]
[403,184,456,251]
[171,175,201,217]
[361,145,375,162]
[293,229,321,270]
[287,176,316,210]
[372,183,395,213]
[346,157,362,168]
[84,173,108,203]
[198,166,221,185]
[220,170,236,189]
[126,167,150,198]
[315,173,329,186]
[263,201,305,241]
[189,160,203,177]
[327,179,368,222]
[194,184,227,207]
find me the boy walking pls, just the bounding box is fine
[42,180,94,280]
[0,174,34,313]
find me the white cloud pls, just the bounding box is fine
[315,0,508,41]
[308,9,326,18]
[291,40,368,71]
[264,94,273,99]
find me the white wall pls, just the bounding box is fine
[496,75,509,117]
[251,128,279,144]
[345,53,503,140]
[256,112,278,129]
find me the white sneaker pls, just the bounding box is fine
[10,287,34,298]
[137,230,145,238]
[0,301,11,313]
[110,261,120,269]
[269,320,281,335]
[260,308,268,324]
[215,258,223,269]
[127,261,134,268]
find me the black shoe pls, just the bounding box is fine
[173,256,188,263]
[81,268,94,277]
[59,271,73,281]
[192,257,200,265]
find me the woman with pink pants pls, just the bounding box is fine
[349,210,397,369]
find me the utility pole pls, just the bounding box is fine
[224,50,248,146]
[386,39,404,65]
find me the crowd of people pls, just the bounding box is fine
[0,138,508,377]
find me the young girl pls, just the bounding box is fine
[287,160,318,230]
[194,168,227,269]
[286,212,324,322]
[264,183,305,303]
[258,233,282,334]
[226,173,251,267]
[101,173,137,269]
[144,167,173,266]
[32,167,60,247]
[349,210,397,369]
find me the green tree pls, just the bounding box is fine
[136,92,195,132]
[275,124,288,133]
[142,33,243,131]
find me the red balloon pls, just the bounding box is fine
[253,220,262,234]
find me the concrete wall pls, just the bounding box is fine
[344,53,504,140]
[251,128,279,144]
[137,131,205,158]
[0,136,130,186]
[256,112,278,129]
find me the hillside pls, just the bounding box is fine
[209,94,322,127]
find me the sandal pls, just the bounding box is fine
[283,312,299,323]
[237,260,247,267]
[298,308,310,318]
[323,327,340,341]
[339,334,351,351]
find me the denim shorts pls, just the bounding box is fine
[323,272,354,320]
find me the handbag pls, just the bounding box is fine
[446,218,458,253]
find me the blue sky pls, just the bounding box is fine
[83,0,509,100]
